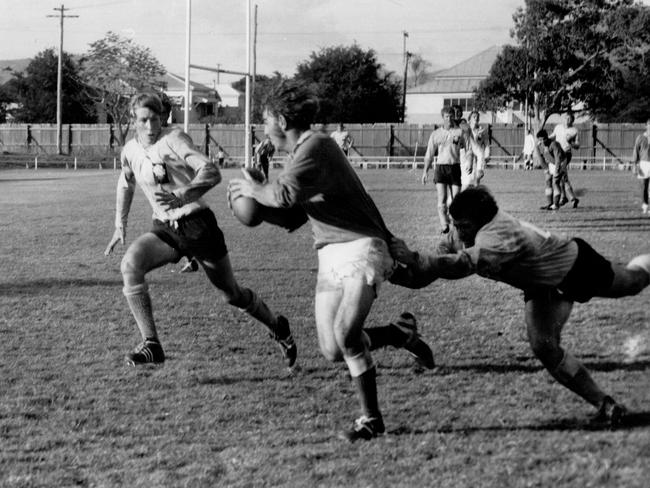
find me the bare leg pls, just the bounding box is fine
[435,183,450,233]
[525,293,608,408]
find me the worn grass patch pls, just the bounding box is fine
[1,167,649,487]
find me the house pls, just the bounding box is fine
[161,73,243,124]
[406,46,524,125]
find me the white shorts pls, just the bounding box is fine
[638,160,650,179]
[316,237,396,292]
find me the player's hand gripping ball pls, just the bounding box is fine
[228,167,266,227]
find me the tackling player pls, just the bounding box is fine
[390,186,650,426]
[105,92,296,368]
[228,80,434,442]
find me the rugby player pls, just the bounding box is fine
[390,186,650,426]
[228,80,434,442]
[631,118,650,214]
[105,92,296,368]
[550,112,580,208]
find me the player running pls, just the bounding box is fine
[390,186,650,426]
[105,92,296,368]
[228,80,434,442]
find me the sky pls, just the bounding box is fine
[1,0,534,86]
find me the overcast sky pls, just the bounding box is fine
[1,0,630,87]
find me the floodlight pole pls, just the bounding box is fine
[184,0,192,133]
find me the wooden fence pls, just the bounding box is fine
[0,122,644,166]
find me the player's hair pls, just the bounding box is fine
[469,110,480,120]
[264,80,319,131]
[130,92,163,118]
[449,186,499,226]
[536,129,548,139]
[440,106,451,116]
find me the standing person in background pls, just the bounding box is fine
[229,80,434,442]
[104,92,297,369]
[631,118,650,214]
[330,123,354,156]
[522,129,536,170]
[422,106,465,234]
[217,146,225,168]
[550,111,580,208]
[536,129,578,211]
[254,134,276,180]
[460,110,490,188]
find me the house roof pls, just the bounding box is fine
[162,73,216,93]
[409,46,502,94]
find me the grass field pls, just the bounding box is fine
[1,167,649,488]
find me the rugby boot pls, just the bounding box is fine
[341,415,385,442]
[125,339,165,366]
[392,312,435,369]
[272,315,297,368]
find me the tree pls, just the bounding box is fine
[293,44,402,123]
[408,53,432,88]
[80,32,166,144]
[592,3,650,122]
[3,48,92,123]
[232,72,287,124]
[474,0,634,129]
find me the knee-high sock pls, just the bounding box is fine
[549,350,606,407]
[123,283,158,341]
[352,365,381,419]
[239,288,282,337]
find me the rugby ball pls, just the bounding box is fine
[229,167,266,227]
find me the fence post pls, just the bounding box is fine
[68,124,73,154]
[204,124,210,156]
[388,124,395,158]
[34,155,38,170]
[591,123,597,165]
[74,157,77,170]
[26,124,32,152]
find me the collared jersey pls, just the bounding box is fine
[119,128,212,223]
[417,210,578,290]
[269,131,392,249]
[424,126,465,166]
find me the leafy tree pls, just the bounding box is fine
[80,32,166,144]
[293,44,402,123]
[474,0,634,129]
[408,53,432,88]
[4,48,92,123]
[232,71,287,124]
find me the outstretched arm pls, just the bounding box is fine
[105,166,135,255]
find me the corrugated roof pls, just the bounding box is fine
[409,46,502,94]
[162,73,215,92]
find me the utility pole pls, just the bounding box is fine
[402,31,409,64]
[402,51,412,123]
[47,4,78,155]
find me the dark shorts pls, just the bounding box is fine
[151,208,228,263]
[524,238,614,303]
[434,164,461,186]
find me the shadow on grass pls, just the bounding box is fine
[0,278,122,295]
[434,359,650,375]
[391,411,650,435]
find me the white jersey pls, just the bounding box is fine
[552,124,579,153]
[119,128,212,224]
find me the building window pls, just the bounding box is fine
[443,97,474,111]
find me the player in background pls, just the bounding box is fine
[550,111,580,208]
[459,110,490,189]
[330,123,354,156]
[254,134,275,180]
[104,92,297,368]
[631,118,650,214]
[522,129,536,170]
[422,106,465,234]
[228,80,434,442]
[390,186,650,426]
[536,129,578,211]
